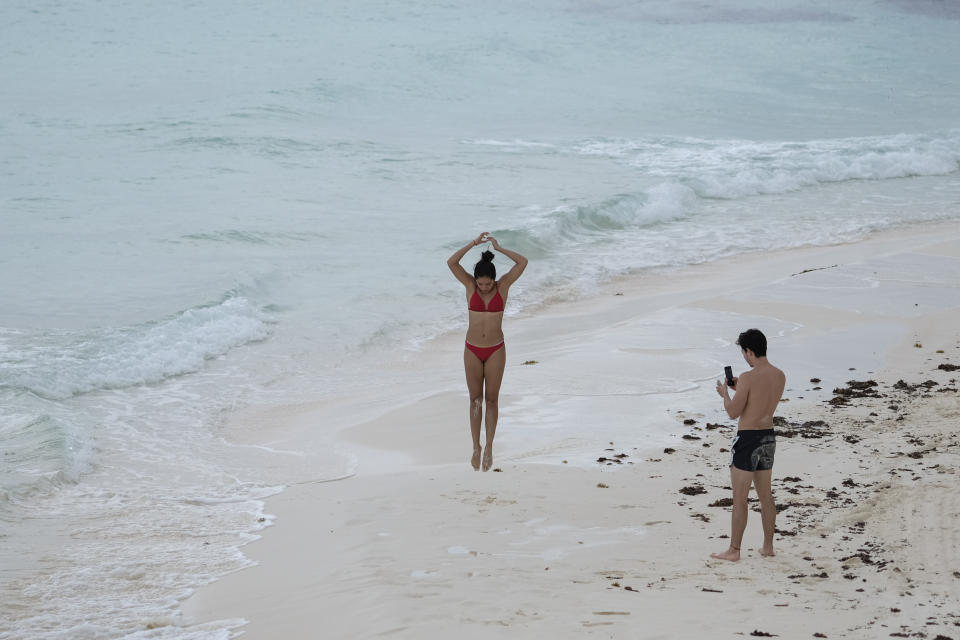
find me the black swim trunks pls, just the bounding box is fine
[729,429,776,471]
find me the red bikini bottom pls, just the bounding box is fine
[465,340,505,363]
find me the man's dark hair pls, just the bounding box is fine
[474,250,496,280]
[736,328,767,357]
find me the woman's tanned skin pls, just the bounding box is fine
[447,232,527,471]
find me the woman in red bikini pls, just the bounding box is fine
[447,232,528,471]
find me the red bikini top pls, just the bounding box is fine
[469,285,504,312]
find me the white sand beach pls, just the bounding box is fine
[183,222,960,639]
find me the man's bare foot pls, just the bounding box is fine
[710,547,740,562]
[481,446,493,472]
[760,547,775,557]
[471,448,481,471]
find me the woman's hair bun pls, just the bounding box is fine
[480,250,495,262]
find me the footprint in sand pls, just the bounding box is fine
[447,545,478,556]
[410,569,439,578]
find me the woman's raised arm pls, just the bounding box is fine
[447,232,489,288]
[488,236,528,289]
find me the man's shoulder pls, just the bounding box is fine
[749,363,785,379]
[760,364,786,383]
[738,368,757,387]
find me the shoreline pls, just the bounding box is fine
[214,219,960,473]
[182,221,960,638]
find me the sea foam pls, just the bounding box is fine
[0,294,271,400]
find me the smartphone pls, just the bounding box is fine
[724,365,736,388]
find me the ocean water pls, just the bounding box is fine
[2,0,959,636]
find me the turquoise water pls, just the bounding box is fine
[1,0,959,637]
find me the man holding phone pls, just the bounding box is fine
[711,328,786,562]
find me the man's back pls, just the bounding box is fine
[736,360,786,430]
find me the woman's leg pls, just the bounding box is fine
[464,346,485,470]
[480,345,506,471]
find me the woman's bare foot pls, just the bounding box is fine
[471,447,481,471]
[481,445,493,472]
[710,547,740,562]
[760,546,775,557]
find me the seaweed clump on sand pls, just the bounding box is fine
[772,416,831,439]
[828,380,880,406]
[597,452,630,465]
[708,497,734,508]
[891,379,947,398]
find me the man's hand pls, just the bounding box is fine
[716,377,738,397]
